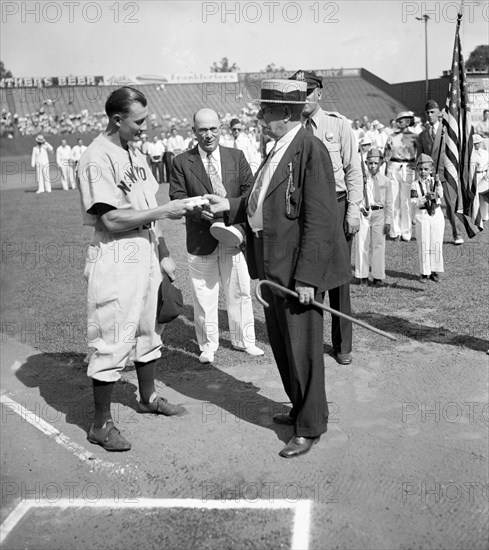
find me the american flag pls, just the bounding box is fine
[442,12,482,238]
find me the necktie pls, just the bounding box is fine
[233,139,238,149]
[305,118,314,134]
[247,143,276,216]
[430,125,436,141]
[206,153,227,197]
[373,175,381,204]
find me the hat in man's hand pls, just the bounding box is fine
[210,222,245,247]
[289,70,323,90]
[157,273,184,324]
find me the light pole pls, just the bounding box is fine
[416,14,430,102]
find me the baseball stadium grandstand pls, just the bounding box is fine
[1,68,410,145]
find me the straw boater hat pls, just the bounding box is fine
[36,135,45,143]
[473,134,483,144]
[254,79,308,104]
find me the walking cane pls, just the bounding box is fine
[255,280,397,341]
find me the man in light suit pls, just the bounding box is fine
[204,80,351,458]
[170,108,263,364]
[31,135,54,193]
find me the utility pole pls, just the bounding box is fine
[416,14,430,102]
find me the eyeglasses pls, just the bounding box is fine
[196,127,220,136]
[231,127,242,132]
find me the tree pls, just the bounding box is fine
[262,63,285,72]
[0,61,13,79]
[465,45,489,72]
[210,57,239,73]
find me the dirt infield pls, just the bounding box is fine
[1,176,488,549]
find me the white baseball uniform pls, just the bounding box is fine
[56,144,75,190]
[78,134,163,382]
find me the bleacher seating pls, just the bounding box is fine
[1,69,410,139]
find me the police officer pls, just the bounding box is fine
[384,111,417,242]
[289,70,363,365]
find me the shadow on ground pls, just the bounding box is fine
[13,306,292,442]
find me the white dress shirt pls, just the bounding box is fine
[248,123,301,232]
[198,146,222,181]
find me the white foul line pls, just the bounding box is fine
[0,394,101,464]
[1,498,312,549]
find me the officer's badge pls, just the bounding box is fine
[296,71,306,81]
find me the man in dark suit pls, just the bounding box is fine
[204,80,351,458]
[417,99,464,245]
[170,108,264,364]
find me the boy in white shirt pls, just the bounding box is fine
[354,147,392,286]
[411,154,445,283]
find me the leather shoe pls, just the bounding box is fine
[199,351,214,364]
[139,396,187,416]
[272,413,295,425]
[279,435,320,458]
[335,352,352,365]
[87,421,131,452]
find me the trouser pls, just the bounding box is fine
[414,208,445,275]
[59,163,75,190]
[355,209,386,280]
[386,161,414,240]
[85,228,162,382]
[328,197,352,355]
[188,243,256,352]
[35,163,52,193]
[151,161,161,183]
[253,234,328,438]
[163,153,174,182]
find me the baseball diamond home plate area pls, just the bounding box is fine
[1,157,488,549]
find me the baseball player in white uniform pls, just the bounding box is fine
[78,86,196,452]
[355,147,393,285]
[31,135,53,193]
[56,139,75,190]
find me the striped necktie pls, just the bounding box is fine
[247,143,277,216]
[206,153,227,197]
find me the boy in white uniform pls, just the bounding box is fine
[355,147,393,286]
[78,86,195,452]
[411,154,445,283]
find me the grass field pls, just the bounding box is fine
[1,161,488,361]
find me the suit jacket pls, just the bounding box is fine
[170,145,253,255]
[225,126,351,292]
[417,127,435,157]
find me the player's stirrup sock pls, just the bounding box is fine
[135,360,157,404]
[92,380,115,428]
